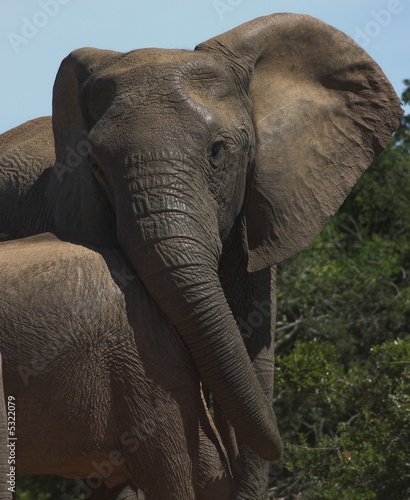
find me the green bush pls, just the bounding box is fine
[16,476,83,500]
[276,229,410,366]
[272,82,410,499]
[273,338,410,499]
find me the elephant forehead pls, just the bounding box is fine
[92,48,235,103]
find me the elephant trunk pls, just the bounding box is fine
[115,159,283,460]
[125,235,281,460]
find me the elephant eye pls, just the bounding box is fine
[90,161,109,190]
[209,140,227,168]
[90,161,105,181]
[90,161,115,208]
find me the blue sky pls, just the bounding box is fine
[1,0,409,133]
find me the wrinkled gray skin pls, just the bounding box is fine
[0,13,402,498]
[0,233,234,499]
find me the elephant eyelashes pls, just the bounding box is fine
[90,161,114,206]
[209,140,227,168]
[90,161,105,182]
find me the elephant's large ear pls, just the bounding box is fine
[51,48,120,241]
[196,14,403,272]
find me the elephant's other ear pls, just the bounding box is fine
[196,13,403,272]
[50,48,120,241]
[52,47,120,160]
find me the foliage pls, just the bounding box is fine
[276,81,410,366]
[276,228,410,366]
[16,476,83,500]
[395,78,410,154]
[272,338,410,499]
[273,81,410,499]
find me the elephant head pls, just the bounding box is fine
[49,14,401,460]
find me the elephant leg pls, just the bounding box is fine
[213,401,241,479]
[213,405,271,499]
[197,400,235,500]
[115,400,233,500]
[121,429,231,500]
[236,266,277,499]
[219,231,277,498]
[115,397,200,500]
[87,480,139,500]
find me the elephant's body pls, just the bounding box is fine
[0,12,402,498]
[0,233,232,499]
[0,117,55,240]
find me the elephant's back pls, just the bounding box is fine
[0,233,136,399]
[0,233,134,467]
[0,116,53,150]
[0,233,126,320]
[0,117,55,238]
[0,116,55,181]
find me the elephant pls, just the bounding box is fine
[0,12,402,498]
[0,232,234,499]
